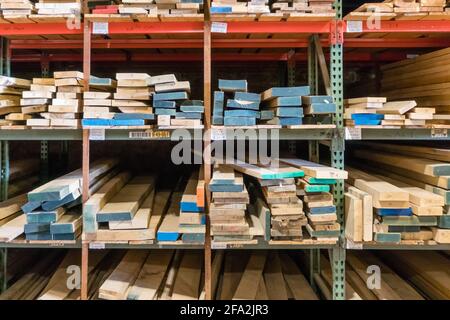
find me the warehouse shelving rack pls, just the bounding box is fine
[0,0,449,301]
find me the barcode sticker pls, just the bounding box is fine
[129,131,151,139]
[345,127,362,140]
[89,128,105,140]
[212,242,227,249]
[211,22,228,33]
[89,242,105,249]
[92,22,109,35]
[346,20,363,33]
[211,128,226,140]
[431,128,448,138]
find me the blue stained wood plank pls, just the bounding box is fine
[260,110,274,120]
[302,95,334,104]
[180,202,204,213]
[153,100,176,109]
[157,232,180,241]
[181,100,203,107]
[155,108,176,116]
[181,233,205,243]
[213,91,224,115]
[308,206,337,214]
[353,119,382,126]
[438,215,450,229]
[374,232,401,243]
[153,91,188,101]
[21,201,42,213]
[82,119,110,126]
[351,114,384,121]
[28,185,71,202]
[307,228,340,238]
[212,116,224,125]
[208,183,244,192]
[210,6,232,13]
[26,231,52,241]
[271,96,302,106]
[218,79,247,92]
[89,76,114,85]
[180,106,204,113]
[24,223,50,234]
[224,110,260,118]
[375,208,412,216]
[277,117,303,126]
[26,211,62,223]
[224,116,256,126]
[226,99,260,110]
[234,92,261,102]
[266,86,310,98]
[276,107,303,117]
[52,233,77,240]
[114,113,155,120]
[305,103,336,114]
[51,224,75,234]
[181,0,202,3]
[96,212,132,222]
[112,119,145,126]
[304,177,337,185]
[260,171,304,180]
[175,112,203,119]
[41,191,80,211]
[381,215,437,226]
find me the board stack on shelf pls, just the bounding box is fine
[302,94,336,125]
[30,0,81,22]
[271,0,335,14]
[214,79,261,127]
[22,78,55,128]
[0,159,117,242]
[0,0,35,23]
[155,0,204,19]
[178,170,205,243]
[260,86,310,126]
[0,75,31,128]
[381,47,450,127]
[280,158,347,241]
[49,71,84,128]
[210,0,270,16]
[344,97,386,127]
[117,0,157,16]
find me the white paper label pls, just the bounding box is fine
[93,22,109,35]
[345,127,362,140]
[89,242,105,249]
[346,20,363,33]
[211,128,227,140]
[129,131,151,139]
[212,242,227,249]
[211,22,228,34]
[431,128,448,138]
[89,128,105,141]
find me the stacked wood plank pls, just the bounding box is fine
[0,0,35,23]
[302,94,336,124]
[281,158,347,241]
[0,75,31,128]
[344,97,386,126]
[22,78,55,128]
[215,251,317,300]
[345,0,450,21]
[30,0,81,22]
[260,86,309,126]
[347,143,450,244]
[381,47,450,127]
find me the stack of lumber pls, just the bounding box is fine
[210,0,270,16]
[256,175,306,240]
[344,97,386,126]
[347,143,450,244]
[83,73,154,127]
[260,86,310,126]
[30,0,81,22]
[214,251,318,300]
[0,0,35,23]
[22,78,55,128]
[302,94,336,124]
[281,158,347,241]
[0,75,31,128]
[178,169,205,243]
[381,47,450,127]
[92,175,158,242]
[214,79,261,127]
[0,159,117,242]
[271,0,335,18]
[49,71,84,128]
[345,0,449,21]
[98,250,204,300]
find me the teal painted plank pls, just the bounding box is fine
[304,103,336,114]
[276,107,303,117]
[21,201,42,213]
[304,185,330,193]
[212,116,224,125]
[270,96,302,107]
[41,189,80,211]
[302,95,333,104]
[175,112,202,119]
[218,79,247,92]
[264,86,310,99]
[224,110,260,118]
[181,100,204,107]
[224,116,256,126]
[307,228,340,238]
[226,99,260,110]
[234,92,261,102]
[52,233,77,240]
[438,215,450,229]
[153,91,188,101]
[180,106,204,113]
[96,212,132,222]
[381,216,438,226]
[213,91,224,115]
[26,232,52,241]
[24,223,50,234]
[181,233,205,243]
[26,210,64,223]
[260,110,274,120]
[374,232,401,243]
[28,185,71,202]
[155,108,176,116]
[304,177,337,185]
[153,100,176,108]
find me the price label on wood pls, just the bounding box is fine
[431,128,448,138]
[345,127,362,140]
[211,22,228,34]
[346,20,363,33]
[89,242,105,249]
[89,128,105,141]
[92,22,109,35]
[211,128,227,140]
[211,242,227,249]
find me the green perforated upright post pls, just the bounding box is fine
[287,50,297,155]
[0,141,9,201]
[330,0,346,301]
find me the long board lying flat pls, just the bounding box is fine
[280,158,348,179]
[171,251,203,300]
[229,160,304,180]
